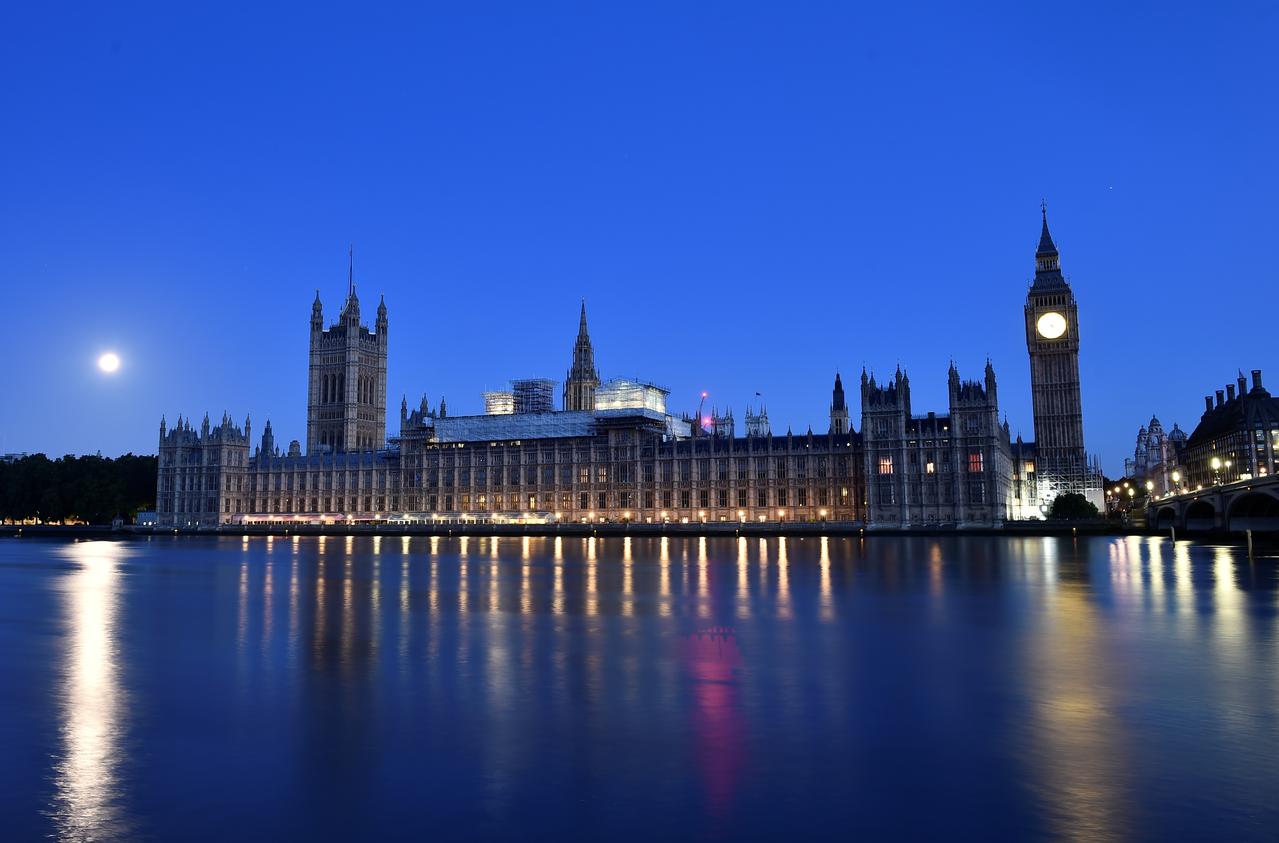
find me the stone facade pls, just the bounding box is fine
[860,363,1013,526]
[563,302,600,412]
[306,257,387,455]
[158,210,1108,529]
[1022,206,1104,512]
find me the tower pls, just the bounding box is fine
[563,300,600,411]
[1024,205,1097,509]
[306,249,388,454]
[829,372,849,435]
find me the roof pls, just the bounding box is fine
[1186,387,1279,449]
[421,408,670,443]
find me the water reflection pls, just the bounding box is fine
[51,540,132,840]
[21,535,1278,841]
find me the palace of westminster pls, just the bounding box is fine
[156,211,1105,528]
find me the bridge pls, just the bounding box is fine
[1147,473,1279,533]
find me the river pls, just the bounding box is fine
[0,535,1275,840]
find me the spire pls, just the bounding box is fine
[1037,200,1057,256]
[1033,201,1065,280]
[348,243,355,297]
[564,299,601,411]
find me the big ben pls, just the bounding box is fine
[1024,205,1101,510]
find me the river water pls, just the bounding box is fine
[0,535,1276,841]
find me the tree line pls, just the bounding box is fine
[0,453,157,524]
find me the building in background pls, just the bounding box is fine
[1179,370,1278,489]
[1124,416,1187,494]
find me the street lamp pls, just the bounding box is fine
[1210,456,1222,485]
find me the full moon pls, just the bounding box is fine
[98,352,121,374]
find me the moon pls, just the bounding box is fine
[97,352,121,374]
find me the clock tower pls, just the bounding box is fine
[1024,206,1099,510]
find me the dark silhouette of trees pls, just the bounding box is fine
[1048,491,1100,520]
[0,454,156,524]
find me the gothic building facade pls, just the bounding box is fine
[306,256,387,454]
[860,363,1013,526]
[1021,207,1104,512]
[563,302,600,412]
[157,209,1104,528]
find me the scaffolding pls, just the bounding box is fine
[511,378,556,414]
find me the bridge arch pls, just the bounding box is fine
[1226,491,1279,533]
[1154,506,1178,530]
[1184,500,1218,532]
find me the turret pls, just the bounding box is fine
[311,290,323,333]
[261,420,275,458]
[829,372,849,435]
[377,294,388,337]
[984,358,997,400]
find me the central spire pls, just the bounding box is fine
[347,243,355,297]
[564,300,601,411]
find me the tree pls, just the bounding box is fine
[1048,492,1099,520]
[0,453,157,524]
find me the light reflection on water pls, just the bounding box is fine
[50,540,133,840]
[7,535,1276,840]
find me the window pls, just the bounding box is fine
[878,455,894,475]
[679,490,691,508]
[968,451,984,473]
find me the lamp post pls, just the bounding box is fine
[1210,456,1222,485]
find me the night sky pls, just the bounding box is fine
[3,4,1275,474]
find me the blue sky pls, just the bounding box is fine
[1,3,1275,474]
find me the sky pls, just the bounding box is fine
[1,2,1275,475]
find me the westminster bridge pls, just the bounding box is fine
[1147,473,1279,533]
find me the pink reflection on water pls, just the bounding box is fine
[682,626,745,820]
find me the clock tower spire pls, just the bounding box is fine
[1024,205,1101,512]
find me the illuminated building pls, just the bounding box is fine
[156,209,1105,528]
[1180,369,1279,487]
[1020,206,1104,513]
[860,362,1014,526]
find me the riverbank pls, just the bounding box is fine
[3,521,1275,543]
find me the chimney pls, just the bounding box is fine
[1215,390,1224,407]
[1237,374,1247,396]
[1227,384,1236,401]
[1253,369,1263,391]
[1205,396,1214,413]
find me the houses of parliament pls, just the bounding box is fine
[155,211,1104,529]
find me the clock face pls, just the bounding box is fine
[1036,311,1067,339]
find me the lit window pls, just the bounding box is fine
[878,455,894,475]
[968,451,984,473]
